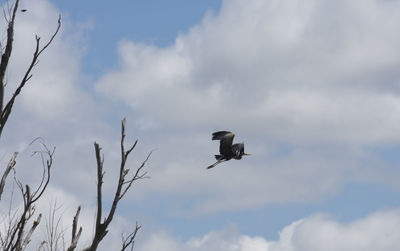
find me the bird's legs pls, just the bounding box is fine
[207,159,226,169]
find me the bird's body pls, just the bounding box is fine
[207,131,250,169]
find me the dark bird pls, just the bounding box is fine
[207,131,250,169]
[20,9,27,12]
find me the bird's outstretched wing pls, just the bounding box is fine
[212,131,232,140]
[212,131,235,156]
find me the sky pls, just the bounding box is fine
[1,0,400,250]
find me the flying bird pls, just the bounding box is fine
[207,131,250,169]
[20,9,27,12]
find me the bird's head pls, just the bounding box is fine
[234,152,251,160]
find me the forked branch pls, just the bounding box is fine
[121,223,141,251]
[84,119,151,251]
[66,206,82,251]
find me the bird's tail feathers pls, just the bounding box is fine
[214,154,223,160]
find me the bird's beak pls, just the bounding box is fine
[243,153,251,156]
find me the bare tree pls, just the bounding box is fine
[83,118,151,251]
[0,1,151,250]
[38,119,150,251]
[1,140,55,251]
[0,0,61,198]
[0,0,61,250]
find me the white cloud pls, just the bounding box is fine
[0,1,399,250]
[0,0,87,120]
[117,126,400,214]
[96,0,400,144]
[1,1,399,242]
[137,210,400,251]
[0,0,113,196]
[0,1,149,246]
[92,0,400,213]
[290,210,400,251]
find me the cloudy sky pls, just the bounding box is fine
[1,0,400,250]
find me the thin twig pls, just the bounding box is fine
[121,223,141,251]
[37,240,46,251]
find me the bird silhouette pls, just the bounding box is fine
[207,131,250,169]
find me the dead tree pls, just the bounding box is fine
[0,0,61,198]
[0,140,55,251]
[82,118,151,251]
[0,1,149,250]
[0,0,61,250]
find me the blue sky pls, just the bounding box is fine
[51,0,222,74]
[2,0,400,250]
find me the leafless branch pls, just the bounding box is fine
[0,0,61,138]
[0,1,61,250]
[121,223,141,251]
[66,206,82,251]
[37,241,46,251]
[29,139,55,203]
[94,142,104,240]
[42,201,66,251]
[21,213,41,250]
[119,151,151,199]
[5,141,55,251]
[0,185,19,249]
[84,118,151,251]
[0,0,19,116]
[0,151,17,200]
